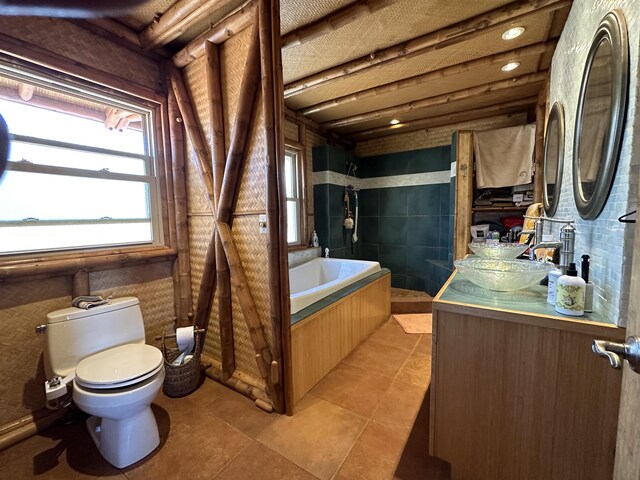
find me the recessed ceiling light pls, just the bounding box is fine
[501,61,521,72]
[502,27,525,40]
[389,119,400,125]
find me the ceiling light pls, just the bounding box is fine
[502,27,525,40]
[501,61,521,72]
[390,119,400,125]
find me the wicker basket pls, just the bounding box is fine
[160,329,202,398]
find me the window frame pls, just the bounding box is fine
[284,144,306,248]
[0,54,174,275]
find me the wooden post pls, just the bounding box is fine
[534,83,547,204]
[217,23,261,223]
[258,0,286,413]
[454,132,474,261]
[71,270,90,298]
[168,89,193,326]
[206,41,235,380]
[193,231,217,333]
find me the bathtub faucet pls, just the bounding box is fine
[325,248,330,258]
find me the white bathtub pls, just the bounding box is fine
[289,258,382,314]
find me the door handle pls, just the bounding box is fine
[592,336,640,372]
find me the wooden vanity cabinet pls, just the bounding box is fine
[430,275,625,480]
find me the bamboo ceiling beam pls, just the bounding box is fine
[324,71,548,129]
[302,40,557,116]
[17,83,34,101]
[281,0,399,49]
[217,23,261,223]
[169,67,214,203]
[84,18,143,48]
[284,0,571,98]
[173,0,256,68]
[140,0,239,50]
[351,96,538,139]
[206,40,235,380]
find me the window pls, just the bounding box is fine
[0,62,163,256]
[284,147,305,245]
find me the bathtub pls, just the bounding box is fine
[289,258,381,314]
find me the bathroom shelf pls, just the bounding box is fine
[472,206,528,212]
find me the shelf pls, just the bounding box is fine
[472,206,529,212]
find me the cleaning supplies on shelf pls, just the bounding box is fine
[547,266,563,305]
[582,254,594,313]
[555,262,586,317]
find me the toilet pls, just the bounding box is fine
[43,297,165,468]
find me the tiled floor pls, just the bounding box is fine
[0,317,449,479]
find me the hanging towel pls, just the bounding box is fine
[474,124,536,188]
[72,295,112,309]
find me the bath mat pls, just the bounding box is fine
[392,314,432,334]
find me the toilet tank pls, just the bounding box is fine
[44,297,146,378]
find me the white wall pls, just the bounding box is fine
[548,0,640,325]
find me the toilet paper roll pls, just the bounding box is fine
[176,326,195,354]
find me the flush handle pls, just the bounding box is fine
[592,336,640,372]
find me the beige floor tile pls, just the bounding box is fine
[257,395,366,480]
[153,375,227,411]
[311,362,393,418]
[414,334,433,355]
[214,441,317,480]
[370,319,421,352]
[343,339,411,378]
[203,385,279,438]
[0,415,120,479]
[372,380,428,436]
[396,352,431,388]
[334,420,406,480]
[123,403,251,479]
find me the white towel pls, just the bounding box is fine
[474,124,536,189]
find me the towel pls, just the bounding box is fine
[474,124,536,188]
[72,295,112,309]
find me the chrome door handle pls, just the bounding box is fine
[592,336,640,372]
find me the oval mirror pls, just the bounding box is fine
[573,10,629,219]
[543,102,565,217]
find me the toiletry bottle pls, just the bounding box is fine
[547,265,563,305]
[312,230,319,247]
[581,254,594,313]
[555,262,586,317]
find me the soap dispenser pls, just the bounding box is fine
[555,262,586,317]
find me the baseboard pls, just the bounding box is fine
[0,408,68,452]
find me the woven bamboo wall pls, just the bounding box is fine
[0,17,161,91]
[355,112,530,157]
[0,20,173,427]
[182,26,272,382]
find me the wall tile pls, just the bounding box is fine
[407,216,439,247]
[407,185,441,216]
[379,245,407,274]
[359,217,379,244]
[379,188,408,216]
[391,274,406,289]
[379,217,407,245]
[360,244,379,261]
[406,275,426,292]
[358,189,379,216]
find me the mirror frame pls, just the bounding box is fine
[543,102,565,217]
[573,9,629,220]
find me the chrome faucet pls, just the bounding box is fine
[527,216,575,273]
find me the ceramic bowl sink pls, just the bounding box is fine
[453,257,553,292]
[468,242,529,259]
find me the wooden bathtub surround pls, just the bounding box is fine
[291,273,391,407]
[430,272,625,479]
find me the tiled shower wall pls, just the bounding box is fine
[313,145,453,294]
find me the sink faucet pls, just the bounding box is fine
[528,217,575,272]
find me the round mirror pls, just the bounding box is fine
[573,10,629,219]
[543,102,565,217]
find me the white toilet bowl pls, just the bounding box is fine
[72,343,165,468]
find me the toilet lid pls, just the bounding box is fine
[76,344,163,389]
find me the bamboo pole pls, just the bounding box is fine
[140,0,239,50]
[217,22,261,223]
[71,270,89,297]
[351,96,537,139]
[17,83,34,101]
[284,0,571,98]
[534,83,547,204]
[169,67,214,203]
[281,0,399,49]
[168,89,194,326]
[258,0,286,413]
[206,41,235,380]
[302,40,557,116]
[193,231,217,333]
[173,0,256,68]
[82,18,143,48]
[216,221,272,381]
[324,71,548,129]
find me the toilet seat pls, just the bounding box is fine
[75,344,163,390]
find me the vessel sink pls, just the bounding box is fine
[454,257,553,292]
[468,242,529,259]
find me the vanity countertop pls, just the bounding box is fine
[434,269,625,340]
